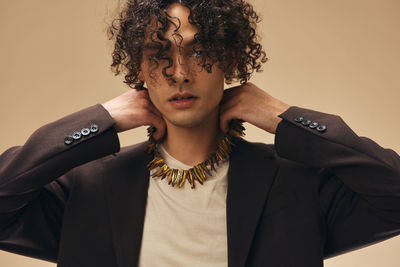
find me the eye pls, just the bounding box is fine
[148,53,166,61]
[149,54,160,60]
[192,50,203,58]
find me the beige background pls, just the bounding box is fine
[1,0,399,266]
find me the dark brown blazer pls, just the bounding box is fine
[0,104,399,267]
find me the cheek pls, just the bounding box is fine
[215,89,224,105]
[205,73,225,105]
[141,70,166,110]
[204,87,224,109]
[147,89,163,110]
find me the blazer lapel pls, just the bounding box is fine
[103,141,152,267]
[227,137,280,267]
[102,138,279,267]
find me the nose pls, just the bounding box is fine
[168,54,191,86]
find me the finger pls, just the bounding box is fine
[144,113,166,141]
[137,89,164,118]
[135,87,166,140]
[133,83,145,90]
[219,107,239,133]
[223,84,242,96]
[219,96,240,116]
[220,86,238,105]
[147,102,163,118]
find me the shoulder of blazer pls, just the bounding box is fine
[80,137,312,173]
[231,136,276,161]
[100,140,153,169]
[69,140,151,178]
[233,137,321,174]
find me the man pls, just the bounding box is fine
[0,0,399,267]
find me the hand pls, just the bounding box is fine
[219,82,290,134]
[102,88,166,141]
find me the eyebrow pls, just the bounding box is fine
[143,38,198,51]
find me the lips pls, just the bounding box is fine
[168,92,197,101]
[168,92,198,109]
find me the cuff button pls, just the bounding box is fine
[309,122,319,129]
[294,116,304,123]
[72,131,82,140]
[301,119,311,126]
[81,128,90,136]
[64,136,74,145]
[316,125,327,132]
[90,124,99,133]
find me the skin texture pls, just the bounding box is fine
[103,3,290,165]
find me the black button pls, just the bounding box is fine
[316,125,327,132]
[294,116,304,123]
[309,122,318,129]
[64,136,74,145]
[72,131,82,140]
[81,128,90,136]
[301,119,311,126]
[90,124,99,133]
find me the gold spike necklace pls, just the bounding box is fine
[145,120,245,189]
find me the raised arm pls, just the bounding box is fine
[0,104,120,261]
[219,82,400,258]
[0,88,166,261]
[275,106,400,257]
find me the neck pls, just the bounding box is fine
[161,109,224,166]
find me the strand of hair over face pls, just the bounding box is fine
[108,0,268,88]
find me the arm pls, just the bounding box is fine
[0,88,166,262]
[219,82,400,257]
[0,87,165,262]
[0,104,120,261]
[275,106,400,257]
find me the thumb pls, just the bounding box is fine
[219,109,234,134]
[146,113,166,141]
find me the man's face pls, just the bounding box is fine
[139,3,225,128]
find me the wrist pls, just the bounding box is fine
[271,104,290,134]
[101,103,121,132]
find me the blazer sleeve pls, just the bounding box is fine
[274,106,400,258]
[0,104,120,262]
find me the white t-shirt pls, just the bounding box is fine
[138,144,229,267]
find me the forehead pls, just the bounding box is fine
[145,3,199,45]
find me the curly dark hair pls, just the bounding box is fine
[107,0,267,88]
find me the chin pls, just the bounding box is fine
[166,113,209,129]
